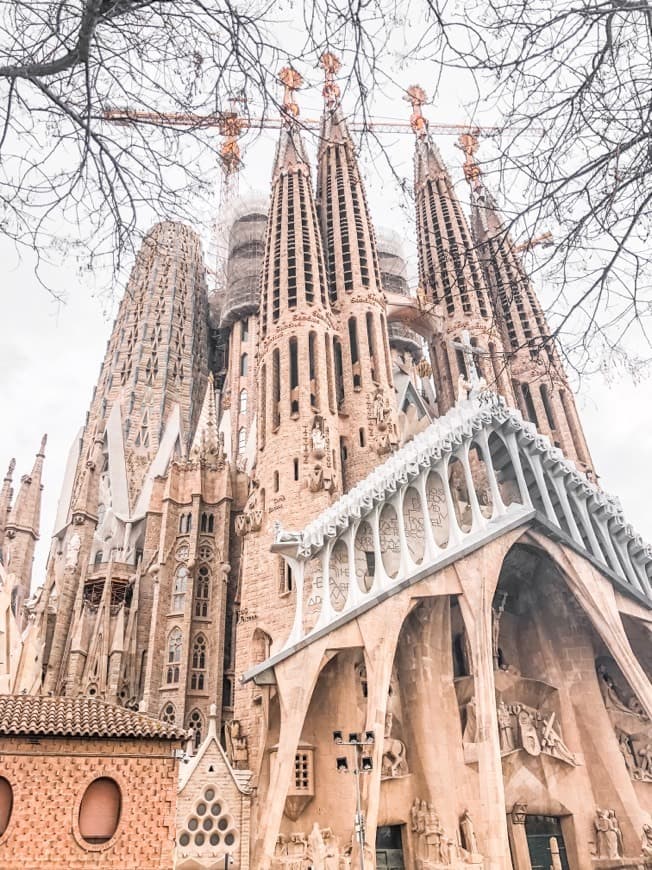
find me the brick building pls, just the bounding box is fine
[0,695,183,869]
[0,55,650,870]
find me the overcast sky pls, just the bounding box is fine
[1,57,650,589]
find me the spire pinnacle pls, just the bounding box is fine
[456,131,482,186]
[5,458,15,481]
[405,85,429,138]
[320,52,342,109]
[279,66,303,125]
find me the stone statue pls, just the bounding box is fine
[65,533,81,570]
[373,390,389,429]
[460,810,478,855]
[424,803,444,863]
[322,828,340,870]
[641,823,652,858]
[224,719,249,770]
[595,808,621,860]
[617,730,637,773]
[381,711,408,778]
[491,592,507,670]
[598,664,643,717]
[308,463,324,493]
[540,713,577,766]
[310,416,327,458]
[309,822,327,868]
[497,700,516,752]
[639,744,652,775]
[457,373,471,403]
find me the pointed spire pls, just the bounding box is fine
[6,435,46,538]
[272,67,309,178]
[0,458,16,550]
[317,53,384,304]
[190,373,224,464]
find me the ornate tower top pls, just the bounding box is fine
[320,52,342,108]
[279,66,303,123]
[405,85,429,138]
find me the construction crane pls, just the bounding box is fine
[101,65,499,293]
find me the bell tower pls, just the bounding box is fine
[316,53,399,484]
[408,86,514,414]
[460,132,595,476]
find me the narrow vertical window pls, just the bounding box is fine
[293,458,299,481]
[240,353,248,376]
[309,331,319,410]
[289,336,299,416]
[241,319,249,342]
[272,349,281,429]
[540,384,557,430]
[333,337,345,410]
[166,628,182,684]
[348,317,361,389]
[273,470,280,492]
[325,334,336,414]
[238,427,246,455]
[259,363,267,449]
[190,634,207,690]
[380,314,392,385]
[366,312,377,383]
[240,388,248,415]
[172,566,188,612]
[521,382,539,426]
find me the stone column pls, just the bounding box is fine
[454,536,521,869]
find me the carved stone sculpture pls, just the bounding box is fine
[460,810,479,856]
[595,808,622,860]
[236,480,264,536]
[497,700,516,752]
[381,711,408,778]
[641,823,652,859]
[65,533,81,570]
[224,719,249,770]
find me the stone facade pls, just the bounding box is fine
[0,60,650,870]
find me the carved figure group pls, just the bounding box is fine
[410,798,455,867]
[598,664,649,721]
[236,480,264,536]
[594,809,623,860]
[492,699,578,766]
[272,824,341,869]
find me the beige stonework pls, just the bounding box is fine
[0,64,650,870]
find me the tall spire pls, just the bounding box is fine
[4,436,46,616]
[0,458,15,562]
[316,53,398,482]
[460,133,595,475]
[408,86,513,415]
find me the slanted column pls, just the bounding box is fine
[454,541,518,869]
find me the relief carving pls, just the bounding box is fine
[598,660,652,784]
[224,719,249,770]
[235,479,264,537]
[594,808,623,860]
[272,824,341,870]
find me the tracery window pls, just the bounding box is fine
[161,702,176,723]
[172,565,188,612]
[191,634,207,690]
[200,513,214,533]
[166,628,182,684]
[194,566,210,618]
[187,709,204,749]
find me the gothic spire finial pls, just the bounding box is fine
[320,52,342,109]
[456,130,482,186]
[279,66,303,125]
[405,85,428,138]
[5,458,15,481]
[38,434,47,457]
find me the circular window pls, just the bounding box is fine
[204,788,215,801]
[179,832,190,847]
[188,817,198,831]
[196,802,207,816]
[211,802,222,816]
[78,778,121,845]
[195,832,205,846]
[210,832,220,846]
[218,817,228,831]
[225,832,235,846]
[0,777,13,837]
[202,817,213,831]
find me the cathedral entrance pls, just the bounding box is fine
[525,816,569,870]
[375,825,405,869]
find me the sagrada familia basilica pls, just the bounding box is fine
[0,56,651,870]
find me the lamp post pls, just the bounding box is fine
[333,729,375,870]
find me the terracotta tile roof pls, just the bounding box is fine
[0,695,186,741]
